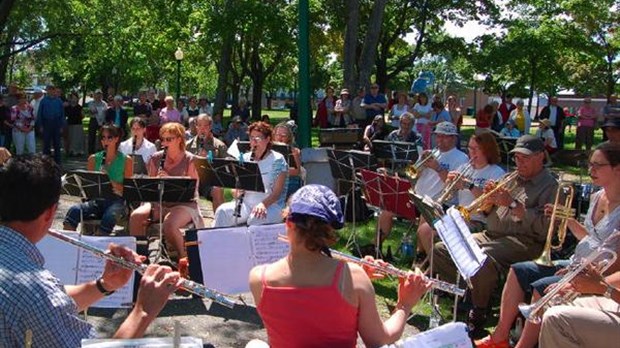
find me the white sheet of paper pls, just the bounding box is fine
[39,231,80,285]
[249,223,288,266]
[198,227,253,294]
[433,207,487,280]
[76,235,137,308]
[81,336,203,348]
[226,139,241,159]
[398,322,472,348]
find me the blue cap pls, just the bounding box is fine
[289,184,344,229]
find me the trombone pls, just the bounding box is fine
[436,162,474,205]
[456,171,520,221]
[404,148,440,181]
[535,175,575,266]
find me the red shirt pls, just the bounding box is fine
[257,262,359,348]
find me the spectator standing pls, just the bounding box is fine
[87,90,107,154]
[105,95,129,137]
[411,92,433,149]
[64,93,84,156]
[333,89,353,127]
[497,93,516,125]
[388,91,409,128]
[36,85,66,165]
[350,87,367,126]
[539,96,566,149]
[361,83,387,129]
[159,96,182,125]
[133,91,153,123]
[509,99,531,134]
[314,86,336,128]
[186,96,200,118]
[30,88,44,120]
[447,95,463,131]
[576,97,597,151]
[0,96,11,149]
[10,93,36,155]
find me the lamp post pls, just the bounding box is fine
[111,67,117,95]
[472,73,486,116]
[174,48,184,102]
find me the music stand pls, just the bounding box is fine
[62,170,116,200]
[193,157,264,225]
[326,149,377,253]
[360,169,417,258]
[372,140,419,172]
[129,154,148,175]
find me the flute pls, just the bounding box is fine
[47,229,236,308]
[329,249,466,297]
[277,235,465,297]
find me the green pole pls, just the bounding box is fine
[297,0,311,148]
[176,60,181,103]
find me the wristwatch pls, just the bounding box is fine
[604,284,614,299]
[96,277,115,296]
[508,200,519,210]
[468,182,475,191]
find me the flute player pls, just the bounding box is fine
[0,154,182,346]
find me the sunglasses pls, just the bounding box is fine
[101,135,116,140]
[161,136,177,142]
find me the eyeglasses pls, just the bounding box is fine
[161,136,177,142]
[101,135,115,140]
[275,133,289,138]
[250,136,266,142]
[588,162,610,169]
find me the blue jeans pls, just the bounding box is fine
[512,259,571,296]
[43,124,62,164]
[64,197,126,234]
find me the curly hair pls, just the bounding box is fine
[248,121,273,139]
[288,214,339,253]
[160,122,187,151]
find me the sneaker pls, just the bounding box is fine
[474,336,510,348]
[467,308,489,340]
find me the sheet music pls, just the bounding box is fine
[385,322,472,348]
[433,207,487,280]
[197,227,254,294]
[249,224,289,266]
[81,336,203,347]
[198,224,289,294]
[39,231,80,285]
[227,139,242,158]
[77,235,137,308]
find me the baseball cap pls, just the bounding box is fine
[539,119,551,127]
[94,89,102,94]
[602,117,620,129]
[510,134,545,155]
[433,121,458,135]
[289,185,344,229]
[231,115,242,123]
[340,89,350,95]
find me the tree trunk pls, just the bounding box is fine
[214,0,235,116]
[0,0,17,38]
[343,0,360,91]
[357,0,387,90]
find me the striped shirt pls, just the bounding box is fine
[0,225,96,347]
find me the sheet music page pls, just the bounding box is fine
[82,336,203,347]
[197,227,254,294]
[76,236,137,308]
[395,322,472,348]
[433,207,487,280]
[39,231,80,285]
[227,139,242,158]
[249,224,289,266]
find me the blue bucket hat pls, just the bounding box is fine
[289,184,344,229]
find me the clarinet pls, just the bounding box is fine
[159,146,167,172]
[198,134,205,154]
[101,145,107,173]
[132,136,137,154]
[234,151,248,218]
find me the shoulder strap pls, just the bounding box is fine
[331,262,345,288]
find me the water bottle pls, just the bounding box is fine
[207,150,213,163]
[401,235,414,257]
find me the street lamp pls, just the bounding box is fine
[111,67,117,95]
[174,48,184,102]
[293,65,299,101]
[472,73,486,115]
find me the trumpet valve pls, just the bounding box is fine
[457,206,471,221]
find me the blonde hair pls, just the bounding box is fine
[160,123,186,151]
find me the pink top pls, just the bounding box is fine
[258,262,359,348]
[159,107,182,124]
[577,105,597,128]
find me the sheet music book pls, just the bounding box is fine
[433,207,487,281]
[38,231,136,308]
[197,223,289,294]
[81,336,203,348]
[383,322,472,348]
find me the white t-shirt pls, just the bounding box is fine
[390,104,409,128]
[414,147,468,201]
[243,150,289,208]
[119,137,157,165]
[413,103,433,126]
[457,164,505,222]
[535,128,557,149]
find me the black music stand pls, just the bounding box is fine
[372,140,419,173]
[62,170,116,200]
[193,157,264,225]
[129,154,148,175]
[327,149,378,253]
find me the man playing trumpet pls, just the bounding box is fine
[431,135,558,338]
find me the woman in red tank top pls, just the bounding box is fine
[248,185,430,348]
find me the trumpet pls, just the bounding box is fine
[535,176,575,266]
[518,231,620,323]
[436,162,474,205]
[328,249,466,297]
[456,171,520,221]
[404,148,440,181]
[47,229,238,308]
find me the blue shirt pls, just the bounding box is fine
[36,96,66,127]
[0,225,96,347]
[362,93,387,119]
